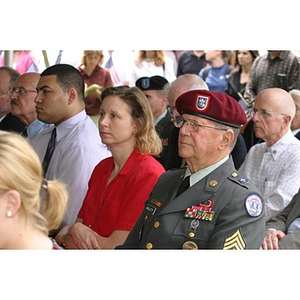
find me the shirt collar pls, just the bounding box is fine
[155,110,168,126]
[27,119,52,139]
[267,51,284,61]
[56,110,87,142]
[184,155,229,186]
[267,130,296,159]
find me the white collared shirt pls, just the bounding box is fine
[239,130,300,221]
[31,110,111,227]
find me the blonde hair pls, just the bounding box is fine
[0,131,68,235]
[81,50,104,66]
[136,51,165,67]
[101,86,162,156]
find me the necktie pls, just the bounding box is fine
[42,128,56,174]
[176,176,190,196]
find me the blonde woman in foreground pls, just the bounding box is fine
[0,131,68,249]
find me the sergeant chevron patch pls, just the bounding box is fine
[223,229,246,250]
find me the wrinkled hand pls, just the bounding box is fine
[68,222,101,249]
[261,230,285,250]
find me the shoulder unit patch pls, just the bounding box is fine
[245,194,263,217]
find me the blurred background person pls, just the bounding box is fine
[0,66,25,133]
[55,86,165,249]
[289,89,300,140]
[226,50,260,150]
[129,51,176,86]
[244,51,300,108]
[78,50,113,124]
[0,51,38,74]
[10,72,51,140]
[243,51,300,150]
[226,50,259,103]
[0,131,68,249]
[102,50,134,86]
[199,50,234,93]
[177,50,208,77]
[135,75,175,170]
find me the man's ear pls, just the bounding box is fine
[5,190,21,218]
[67,88,77,105]
[282,115,292,129]
[219,129,234,150]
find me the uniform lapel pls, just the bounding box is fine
[158,158,235,216]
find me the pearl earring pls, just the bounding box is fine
[7,211,12,217]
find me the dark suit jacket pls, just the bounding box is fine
[231,133,247,169]
[295,131,300,140]
[0,113,25,133]
[267,190,300,249]
[118,157,265,249]
[154,110,181,170]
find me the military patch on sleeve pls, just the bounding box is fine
[245,194,263,217]
[223,229,246,250]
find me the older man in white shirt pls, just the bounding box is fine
[239,88,300,222]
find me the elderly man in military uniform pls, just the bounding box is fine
[136,75,180,170]
[117,89,265,249]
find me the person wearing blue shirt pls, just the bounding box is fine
[199,51,234,92]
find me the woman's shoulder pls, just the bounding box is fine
[131,153,165,173]
[93,156,114,172]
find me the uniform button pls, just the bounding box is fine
[182,241,198,250]
[209,180,218,187]
[189,232,195,238]
[231,172,238,178]
[154,221,160,229]
[145,242,153,249]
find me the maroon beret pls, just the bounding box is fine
[175,89,247,128]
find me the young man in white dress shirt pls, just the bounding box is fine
[31,64,111,236]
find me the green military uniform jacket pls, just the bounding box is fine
[118,157,265,249]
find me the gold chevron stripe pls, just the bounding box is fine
[223,229,246,250]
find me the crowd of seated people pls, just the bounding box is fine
[1,49,300,250]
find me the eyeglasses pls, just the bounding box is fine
[9,87,37,96]
[173,116,227,132]
[252,108,286,119]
